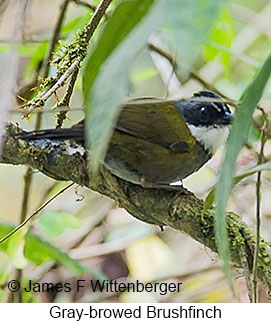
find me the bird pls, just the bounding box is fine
[16,91,233,188]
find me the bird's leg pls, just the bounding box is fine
[141,177,188,193]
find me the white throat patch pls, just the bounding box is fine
[187,124,230,155]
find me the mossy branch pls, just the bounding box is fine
[2,123,271,291]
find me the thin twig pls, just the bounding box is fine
[34,0,72,129]
[43,0,70,79]
[23,59,80,118]
[38,182,60,205]
[17,0,70,105]
[72,0,98,12]
[0,0,31,155]
[56,66,79,128]
[1,0,32,303]
[251,118,267,302]
[0,183,74,245]
[148,42,229,100]
[83,0,112,44]
[18,0,72,246]
[24,0,113,118]
[15,164,34,304]
[20,167,33,222]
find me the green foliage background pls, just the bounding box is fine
[0,0,270,303]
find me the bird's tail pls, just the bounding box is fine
[15,122,85,144]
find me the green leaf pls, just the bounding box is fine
[7,228,28,269]
[0,44,10,53]
[83,0,156,99]
[248,124,261,143]
[84,0,224,173]
[204,6,234,73]
[168,0,225,67]
[83,0,157,172]
[215,53,271,293]
[0,221,106,280]
[204,162,271,212]
[21,41,49,78]
[62,15,90,34]
[38,211,81,238]
[204,189,216,213]
[131,66,158,83]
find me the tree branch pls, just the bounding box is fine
[2,123,271,291]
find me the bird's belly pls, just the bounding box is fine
[104,132,210,185]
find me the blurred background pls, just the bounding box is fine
[0,0,270,302]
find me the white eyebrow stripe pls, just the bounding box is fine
[211,102,221,112]
[223,103,229,111]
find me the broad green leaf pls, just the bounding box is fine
[131,66,158,83]
[38,211,81,238]
[7,228,28,269]
[204,6,234,73]
[84,0,224,173]
[62,17,82,33]
[83,0,155,98]
[215,53,271,293]
[204,162,271,212]
[62,14,90,34]
[0,222,106,280]
[21,41,49,78]
[168,0,225,67]
[84,0,157,172]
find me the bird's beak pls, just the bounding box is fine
[221,112,233,125]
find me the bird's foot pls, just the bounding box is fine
[141,177,188,193]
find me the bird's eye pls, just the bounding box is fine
[200,106,208,115]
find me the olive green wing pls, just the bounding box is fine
[116,98,196,153]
